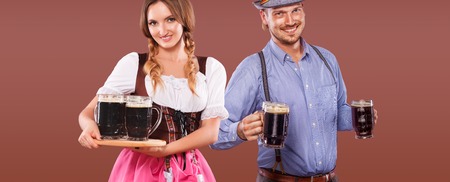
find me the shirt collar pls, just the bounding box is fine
[266,37,311,65]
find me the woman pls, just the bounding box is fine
[77,0,228,181]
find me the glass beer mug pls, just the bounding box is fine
[261,101,290,149]
[95,94,127,139]
[125,95,162,141]
[351,99,374,139]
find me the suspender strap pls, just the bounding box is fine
[258,51,285,174]
[310,45,336,83]
[134,53,148,96]
[197,56,207,75]
[258,52,271,101]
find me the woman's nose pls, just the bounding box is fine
[157,24,168,36]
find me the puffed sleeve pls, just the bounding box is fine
[96,52,139,95]
[201,57,229,120]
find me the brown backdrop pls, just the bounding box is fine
[1,0,449,181]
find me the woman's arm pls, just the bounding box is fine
[78,96,101,149]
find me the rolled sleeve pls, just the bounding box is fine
[201,57,229,121]
[210,55,261,150]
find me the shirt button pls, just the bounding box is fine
[312,123,316,127]
[319,161,322,165]
[309,104,313,108]
[305,84,309,88]
[316,142,319,146]
[294,68,298,71]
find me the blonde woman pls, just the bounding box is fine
[77,0,228,181]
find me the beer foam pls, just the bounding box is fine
[126,102,152,108]
[265,105,289,113]
[98,95,125,103]
[351,100,373,107]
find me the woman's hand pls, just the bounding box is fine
[78,121,101,149]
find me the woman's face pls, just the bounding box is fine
[147,1,184,49]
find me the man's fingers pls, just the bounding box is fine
[243,113,262,124]
[244,126,262,137]
[246,135,259,141]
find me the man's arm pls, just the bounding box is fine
[210,57,261,150]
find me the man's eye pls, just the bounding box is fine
[293,8,303,13]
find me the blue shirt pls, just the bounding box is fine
[210,38,353,176]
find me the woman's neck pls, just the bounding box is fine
[157,39,187,63]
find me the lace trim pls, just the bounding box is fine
[201,106,229,120]
[160,74,207,90]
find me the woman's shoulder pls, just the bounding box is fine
[118,52,139,63]
[113,52,140,69]
[204,56,226,74]
[106,52,141,76]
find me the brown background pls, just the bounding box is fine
[1,0,449,181]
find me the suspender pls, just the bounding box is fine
[257,45,335,174]
[310,45,336,83]
[258,52,271,101]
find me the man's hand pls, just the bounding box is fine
[237,112,263,141]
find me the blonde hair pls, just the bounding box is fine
[140,0,197,94]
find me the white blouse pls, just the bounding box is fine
[97,52,229,120]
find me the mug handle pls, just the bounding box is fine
[94,104,99,124]
[284,113,289,137]
[258,110,264,142]
[148,107,163,137]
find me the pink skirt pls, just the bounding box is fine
[109,148,215,182]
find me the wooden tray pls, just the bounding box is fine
[94,139,166,147]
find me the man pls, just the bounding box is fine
[211,0,378,181]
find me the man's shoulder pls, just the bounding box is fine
[308,44,333,56]
[237,52,262,68]
[307,44,338,62]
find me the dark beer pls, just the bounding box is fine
[351,100,374,139]
[96,94,126,139]
[262,102,289,149]
[126,104,152,141]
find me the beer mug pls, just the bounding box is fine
[125,95,162,141]
[95,94,126,139]
[261,101,290,149]
[351,100,374,139]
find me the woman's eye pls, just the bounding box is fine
[167,18,176,22]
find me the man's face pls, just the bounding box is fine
[260,3,305,45]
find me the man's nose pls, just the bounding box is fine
[285,14,295,26]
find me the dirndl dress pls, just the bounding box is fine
[108,104,216,182]
[109,148,215,182]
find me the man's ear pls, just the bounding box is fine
[259,10,268,30]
